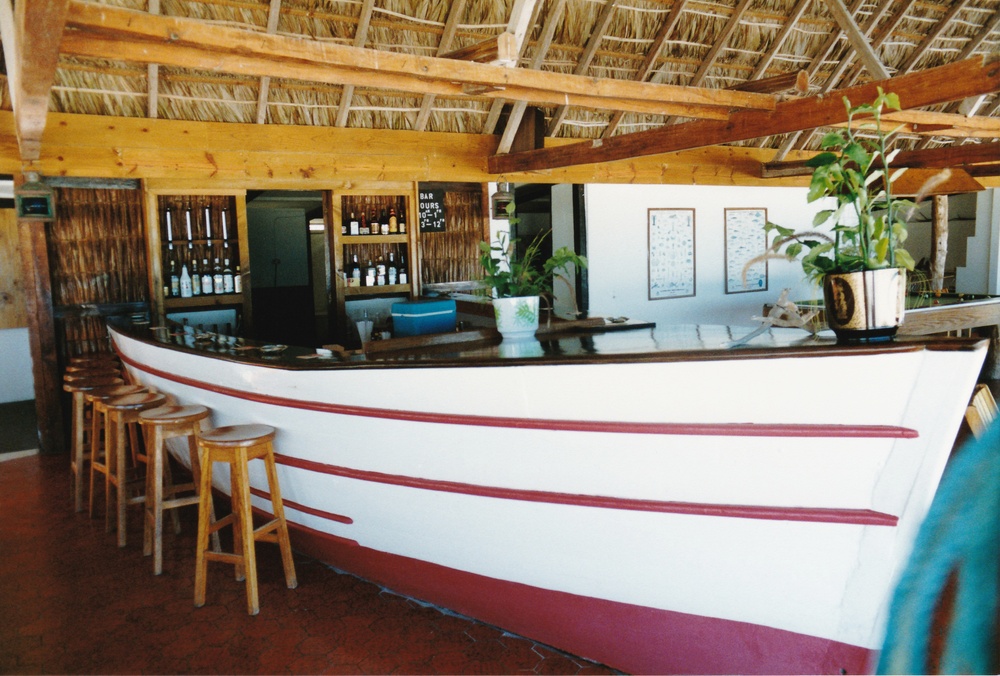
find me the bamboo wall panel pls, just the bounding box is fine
[419,189,486,285]
[47,188,147,357]
[0,208,27,329]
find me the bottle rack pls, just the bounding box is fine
[158,195,243,308]
[338,194,412,297]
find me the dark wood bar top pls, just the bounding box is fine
[109,316,988,372]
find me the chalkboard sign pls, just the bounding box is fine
[418,187,446,233]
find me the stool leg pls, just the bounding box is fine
[234,449,259,615]
[162,455,183,535]
[193,444,213,608]
[89,403,104,519]
[144,425,164,573]
[187,432,221,553]
[263,448,298,590]
[116,414,129,547]
[71,392,85,512]
[105,413,116,533]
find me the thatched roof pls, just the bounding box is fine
[2,0,999,175]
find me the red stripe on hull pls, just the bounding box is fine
[117,348,918,439]
[248,486,353,525]
[275,453,899,526]
[289,522,876,675]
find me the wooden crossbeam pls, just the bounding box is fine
[0,0,71,161]
[489,57,1000,174]
[760,142,1000,178]
[440,32,519,66]
[729,70,809,95]
[61,1,773,122]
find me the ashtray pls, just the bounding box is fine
[259,344,287,355]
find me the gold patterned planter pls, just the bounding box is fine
[823,268,906,343]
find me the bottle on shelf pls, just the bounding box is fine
[398,208,406,234]
[379,208,389,235]
[359,211,369,236]
[369,209,380,236]
[191,259,202,296]
[234,264,243,293]
[348,253,362,287]
[180,262,193,298]
[169,259,180,297]
[349,212,360,236]
[376,254,387,286]
[388,207,398,234]
[201,258,213,296]
[365,258,376,287]
[223,259,234,293]
[387,251,398,285]
[398,253,408,285]
[212,258,224,295]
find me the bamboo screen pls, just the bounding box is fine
[47,188,147,357]
[419,189,486,285]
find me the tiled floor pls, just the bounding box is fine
[0,453,616,675]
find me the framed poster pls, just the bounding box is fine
[725,207,768,294]
[648,208,695,300]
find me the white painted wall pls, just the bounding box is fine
[585,183,823,327]
[0,328,35,403]
[956,188,1000,294]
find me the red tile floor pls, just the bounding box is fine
[0,453,617,675]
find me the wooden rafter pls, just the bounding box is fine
[748,0,811,81]
[0,0,71,162]
[147,0,160,119]
[823,0,890,81]
[945,8,1000,115]
[335,0,376,128]
[441,33,518,65]
[897,0,973,75]
[488,57,1000,174]
[413,0,467,131]
[60,1,774,122]
[547,0,618,137]
[255,0,283,125]
[729,70,808,95]
[603,0,688,138]
[760,142,1000,178]
[483,0,543,135]
[839,1,912,89]
[497,0,566,154]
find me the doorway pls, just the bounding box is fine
[245,190,328,346]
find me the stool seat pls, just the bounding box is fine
[88,384,149,519]
[63,376,124,393]
[64,370,121,384]
[64,375,125,512]
[103,392,167,547]
[139,404,217,574]
[195,423,296,615]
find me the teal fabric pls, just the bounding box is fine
[878,420,1000,674]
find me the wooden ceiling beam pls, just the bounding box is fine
[0,0,71,162]
[61,1,773,121]
[483,0,543,134]
[547,0,618,137]
[335,0,376,128]
[489,57,1000,174]
[414,0,468,132]
[255,0,283,125]
[761,142,1000,178]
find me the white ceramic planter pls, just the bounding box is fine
[823,268,906,343]
[492,296,540,339]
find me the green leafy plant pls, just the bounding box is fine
[761,88,917,285]
[479,201,587,299]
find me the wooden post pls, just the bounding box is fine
[930,194,949,291]
[18,217,64,454]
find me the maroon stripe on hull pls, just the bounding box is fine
[117,349,918,439]
[275,454,899,527]
[289,522,876,675]
[248,486,353,525]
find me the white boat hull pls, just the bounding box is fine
[111,324,986,674]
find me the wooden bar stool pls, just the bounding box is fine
[62,375,125,512]
[87,384,148,519]
[139,404,220,575]
[194,424,297,615]
[102,391,167,547]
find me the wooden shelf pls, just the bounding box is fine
[341,234,408,245]
[343,284,410,297]
[165,293,244,310]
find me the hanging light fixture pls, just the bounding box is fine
[15,172,55,220]
[491,181,514,220]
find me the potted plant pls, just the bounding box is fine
[479,203,587,339]
[761,88,918,343]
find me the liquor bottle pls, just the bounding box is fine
[369,209,379,236]
[169,259,180,297]
[397,209,406,234]
[349,212,360,236]
[179,263,193,298]
[388,207,398,234]
[387,251,398,285]
[341,216,347,236]
[349,253,362,287]
[201,258,213,296]
[359,211,369,236]
[365,259,376,287]
[222,259,234,293]
[212,258,224,294]
[234,264,243,293]
[191,259,202,296]
[376,255,386,286]
[398,253,408,285]
[380,209,390,235]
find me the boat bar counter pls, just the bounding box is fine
[108,314,988,675]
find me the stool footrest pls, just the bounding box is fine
[161,495,200,510]
[208,513,236,535]
[203,551,244,566]
[254,518,281,540]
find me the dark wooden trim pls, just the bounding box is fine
[19,218,64,454]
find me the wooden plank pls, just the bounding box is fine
[0,208,27,329]
[762,142,1000,178]
[489,57,1000,174]
[900,298,1000,336]
[440,32,518,65]
[729,70,809,95]
[18,217,64,454]
[61,1,773,120]
[3,0,71,161]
